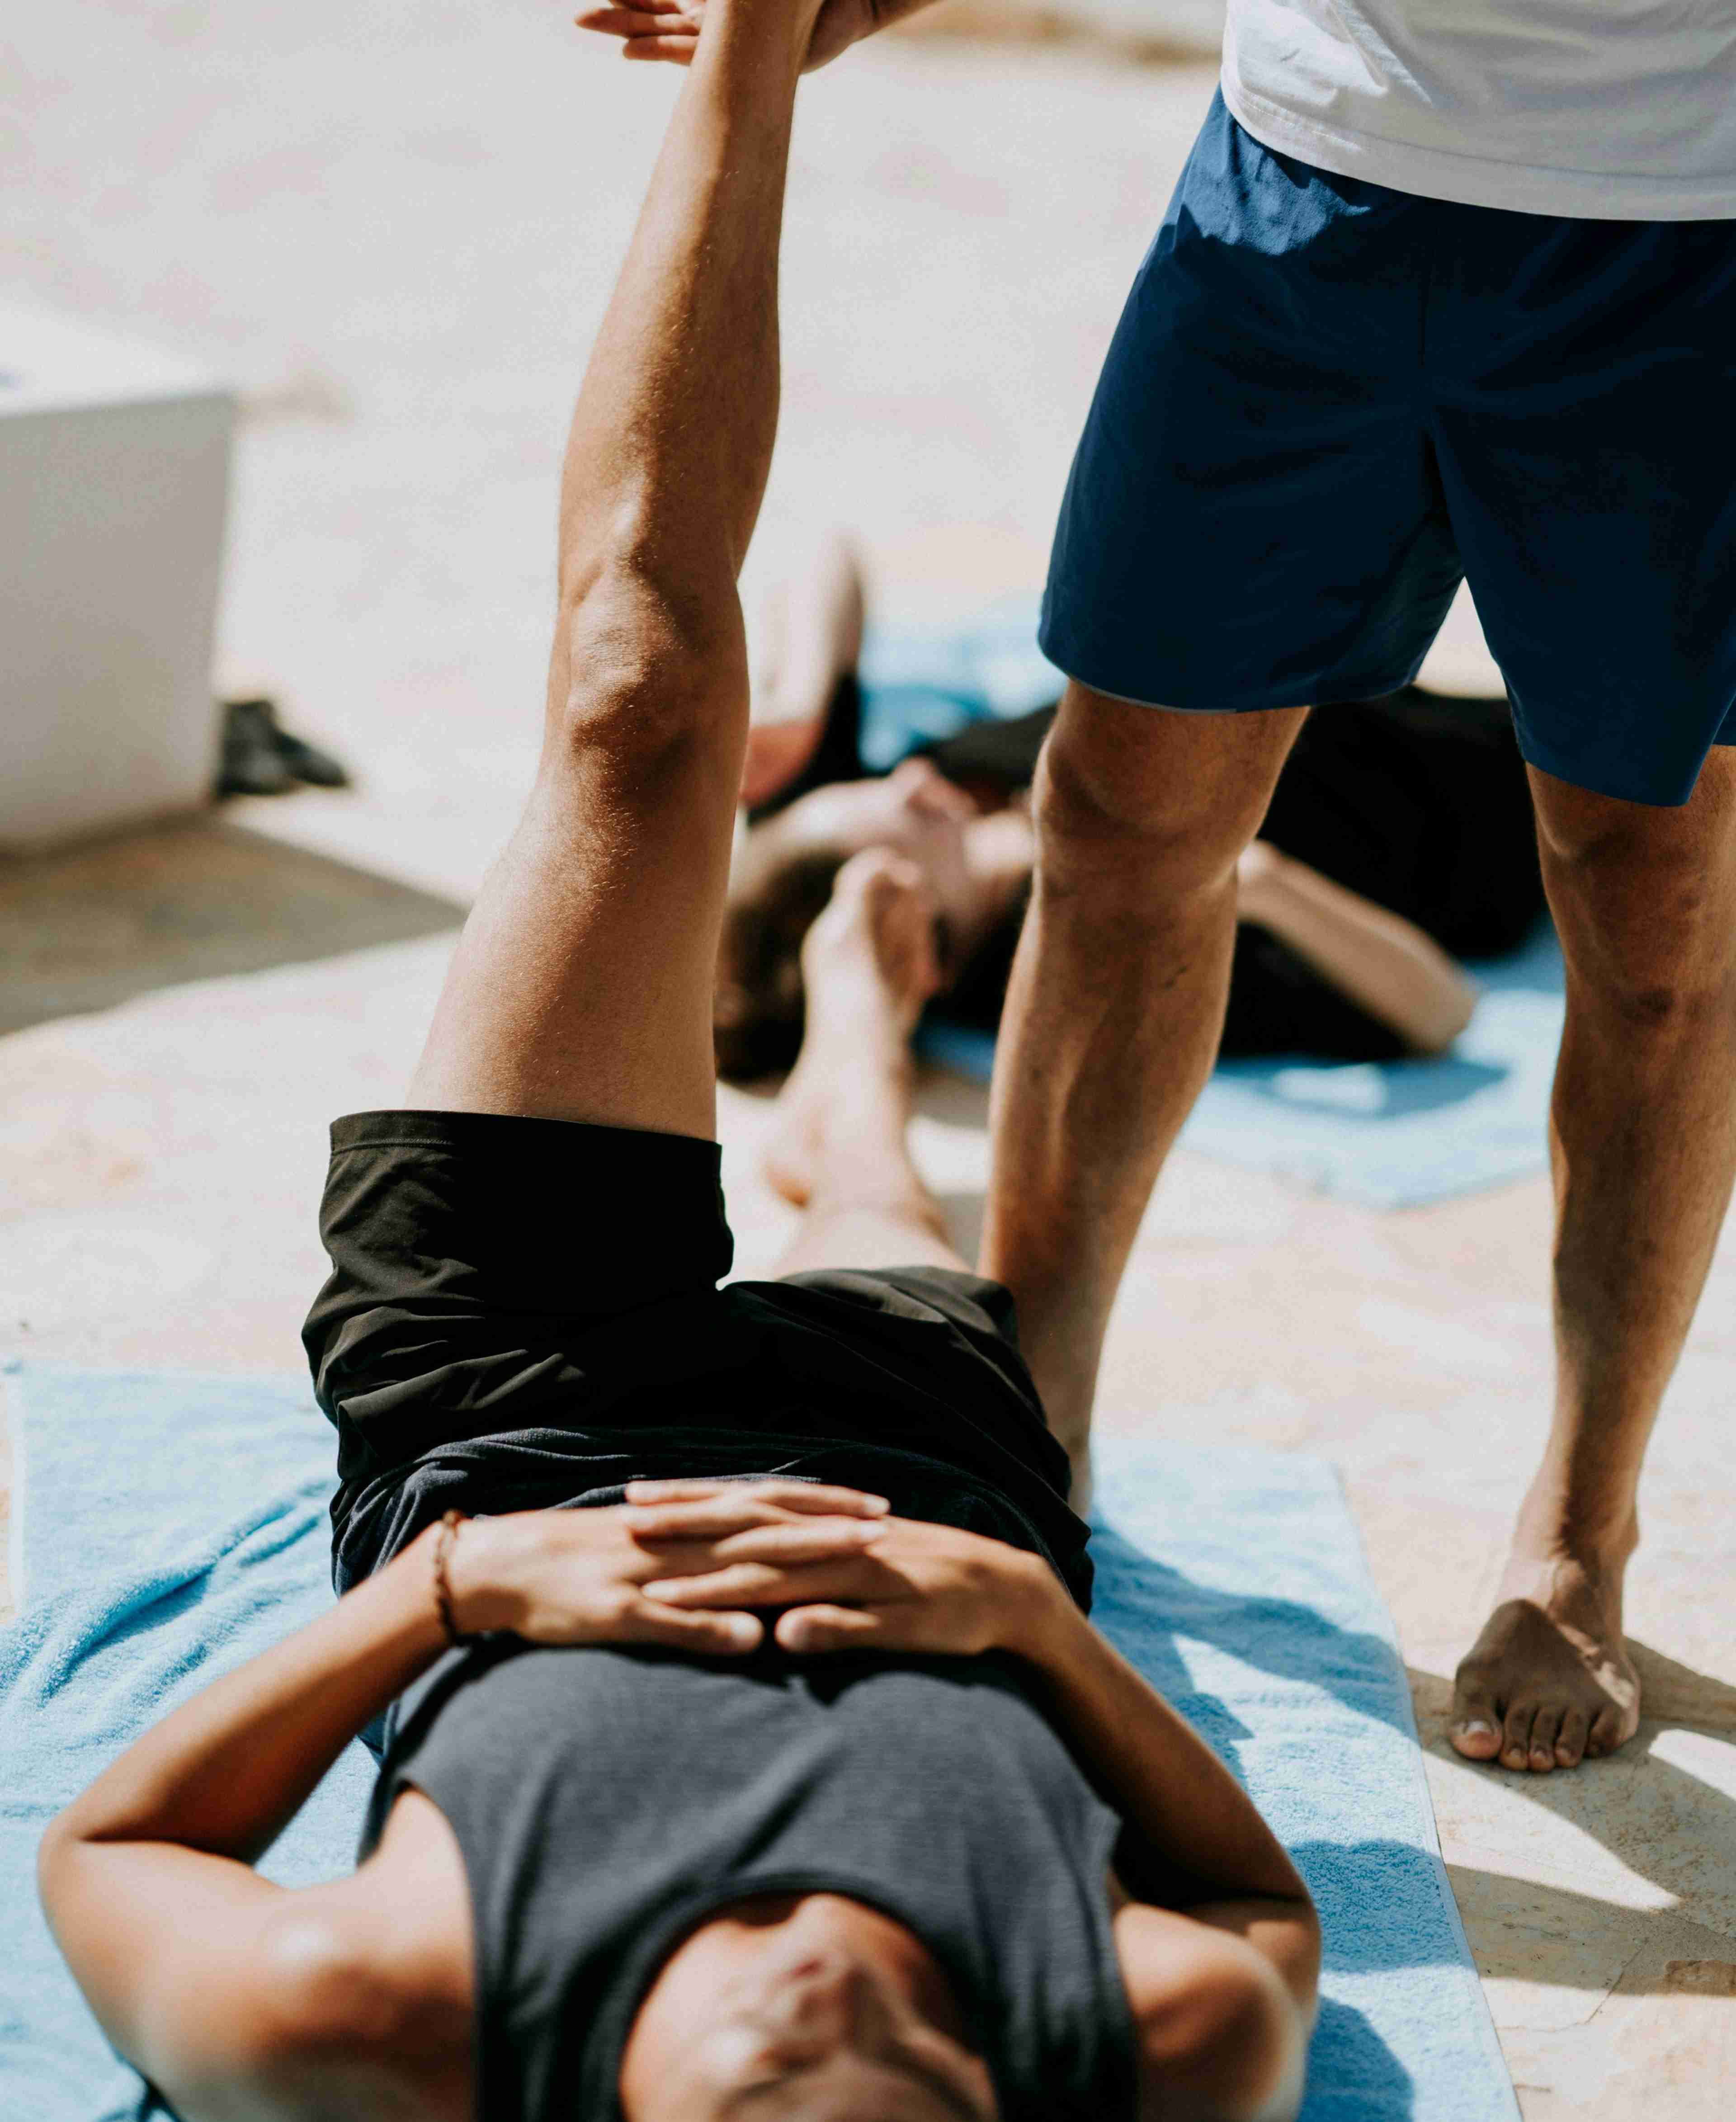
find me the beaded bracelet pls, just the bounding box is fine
[432,1508,470,1647]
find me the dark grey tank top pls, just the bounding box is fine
[363,1639,1137,2122]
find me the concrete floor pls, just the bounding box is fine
[6,3,1736,2111]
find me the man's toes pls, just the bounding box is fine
[1449,1683,1502,1760]
[1585,1704,1628,1759]
[1528,1708,1560,1772]
[1555,1708,1590,1768]
[1501,1702,1538,1771]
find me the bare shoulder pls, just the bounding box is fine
[1112,1896,1309,2122]
[248,1790,475,2119]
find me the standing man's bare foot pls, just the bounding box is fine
[761,849,941,1207]
[1450,1513,1642,1771]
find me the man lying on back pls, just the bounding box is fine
[40,6,1317,2119]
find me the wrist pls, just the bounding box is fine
[995,1552,1080,1665]
[372,1528,459,1665]
[421,1513,512,1639]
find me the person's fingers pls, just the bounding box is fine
[624,1519,887,1580]
[616,1597,763,1653]
[576,0,689,19]
[716,1518,888,1562]
[576,7,697,34]
[622,1478,746,1502]
[623,1480,889,1535]
[776,1604,884,1652]
[621,33,699,60]
[642,1555,887,1608]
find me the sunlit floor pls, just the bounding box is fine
[6,5,1735,2110]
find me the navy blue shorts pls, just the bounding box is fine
[1042,92,1736,807]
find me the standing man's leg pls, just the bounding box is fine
[1451,755,1736,1769]
[974,103,1458,1493]
[982,688,1307,1483]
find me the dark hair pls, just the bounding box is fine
[713,847,849,1081]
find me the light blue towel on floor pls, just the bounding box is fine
[916,921,1563,1211]
[0,1365,374,2122]
[1,1366,1516,2121]
[865,603,1563,1210]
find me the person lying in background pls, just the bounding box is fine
[38,5,1317,2117]
[718,539,1546,1123]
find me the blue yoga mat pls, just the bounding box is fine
[862,602,1563,1211]
[917,922,1564,1212]
[0,1365,1516,2122]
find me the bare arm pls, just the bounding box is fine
[37,1529,458,2121]
[38,1489,885,2120]
[1237,840,1478,1054]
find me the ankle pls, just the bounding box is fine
[1508,1495,1639,1579]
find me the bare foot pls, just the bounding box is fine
[761,850,940,1207]
[1450,1545,1641,1771]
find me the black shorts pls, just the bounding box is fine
[303,1111,1092,1609]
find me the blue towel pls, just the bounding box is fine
[917,923,1564,1211]
[1,1365,1515,2121]
[861,603,1563,1209]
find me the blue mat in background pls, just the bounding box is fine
[917,922,1564,1212]
[0,1366,1516,2122]
[860,602,1562,1210]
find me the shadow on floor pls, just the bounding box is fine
[0,816,464,1035]
[1409,1658,1736,1982]
[1443,1863,1736,1994]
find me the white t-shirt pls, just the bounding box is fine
[1222,1,1736,219]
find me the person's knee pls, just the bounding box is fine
[1034,694,1294,906]
[1538,776,1736,1033]
[548,561,747,796]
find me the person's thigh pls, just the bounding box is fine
[1434,215,1736,809]
[409,595,749,1138]
[1041,91,1464,717]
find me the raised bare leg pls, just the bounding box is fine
[980,685,1307,1482]
[769,850,964,1278]
[1452,752,1736,1769]
[407,0,819,1133]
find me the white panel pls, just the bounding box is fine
[0,308,234,850]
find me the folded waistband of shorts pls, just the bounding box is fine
[328,1108,723,1168]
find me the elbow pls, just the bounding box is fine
[1287,1898,1322,2025]
[1408,971,1479,1056]
[36,1814,76,1927]
[1134,1933,1313,2122]
[36,1804,108,1932]
[252,1909,415,2062]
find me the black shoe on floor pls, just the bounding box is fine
[216,698,296,796]
[215,698,352,796]
[273,725,350,788]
